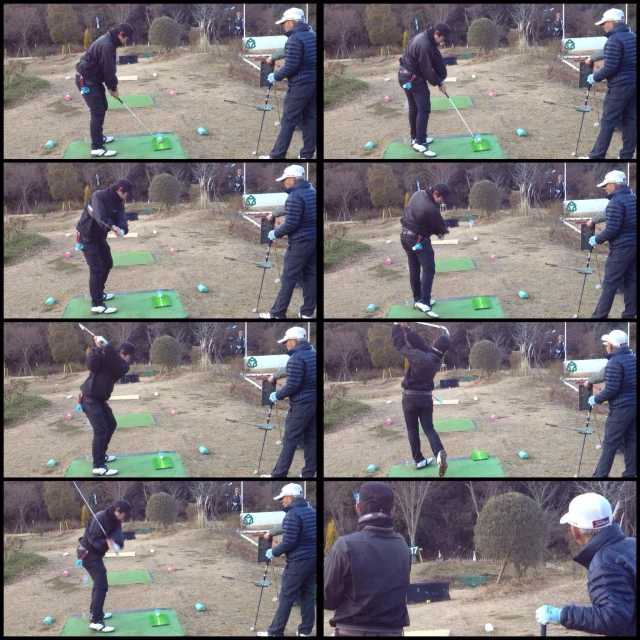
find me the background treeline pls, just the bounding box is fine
[324,3,636,58]
[324,321,635,381]
[3,162,316,216]
[3,321,301,377]
[324,162,635,221]
[4,480,317,534]
[324,480,636,563]
[4,4,317,57]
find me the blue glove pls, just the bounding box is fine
[589,235,597,247]
[268,230,276,241]
[587,74,595,85]
[536,605,562,625]
[267,72,276,84]
[588,395,597,407]
[265,549,274,559]
[269,391,277,404]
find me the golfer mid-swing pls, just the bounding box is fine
[391,322,451,476]
[76,179,133,314]
[77,498,132,632]
[79,334,137,476]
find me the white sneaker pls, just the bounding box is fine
[102,293,115,301]
[296,633,311,637]
[578,156,591,159]
[298,312,312,319]
[259,155,271,159]
[260,474,272,478]
[412,137,434,144]
[414,302,438,317]
[91,305,117,314]
[412,143,436,157]
[104,454,116,463]
[256,633,275,637]
[89,622,115,632]
[102,136,115,144]
[92,465,118,476]
[259,312,284,319]
[90,148,117,157]
[103,613,113,620]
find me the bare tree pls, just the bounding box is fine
[101,481,133,503]
[324,481,359,535]
[507,4,537,52]
[326,169,367,221]
[325,331,363,381]
[140,481,165,503]
[325,7,360,59]
[4,482,42,533]
[4,324,44,376]
[104,4,138,29]
[392,481,439,556]
[192,163,217,211]
[191,4,217,46]
[510,162,542,216]
[423,4,458,25]
[510,322,542,374]
[144,4,166,28]
[105,322,140,345]
[523,480,558,508]
[193,322,226,369]
[102,163,136,185]
[4,164,44,214]
[4,5,42,57]
[425,164,461,192]
[465,480,506,516]
[463,4,485,29]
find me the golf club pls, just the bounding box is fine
[224,99,273,112]
[416,322,451,336]
[78,323,108,346]
[545,423,594,435]
[543,100,592,112]
[116,97,172,150]
[254,402,275,475]
[223,256,274,268]
[87,204,121,235]
[572,84,592,156]
[72,481,120,554]
[253,83,273,156]
[254,240,273,313]
[249,558,271,631]
[444,92,491,152]
[544,262,593,274]
[575,247,594,318]
[576,407,593,477]
[222,576,271,587]
[225,418,274,430]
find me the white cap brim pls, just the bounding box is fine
[596,179,608,187]
[559,513,573,524]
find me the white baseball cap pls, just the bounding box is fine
[276,164,305,181]
[277,326,307,343]
[595,8,624,25]
[276,8,305,24]
[601,330,628,347]
[560,493,612,529]
[274,483,303,500]
[597,170,627,187]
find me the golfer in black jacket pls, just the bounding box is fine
[324,482,410,636]
[391,323,451,476]
[398,23,451,157]
[79,335,137,476]
[536,492,636,636]
[75,23,134,157]
[400,183,451,318]
[76,179,133,314]
[77,499,131,633]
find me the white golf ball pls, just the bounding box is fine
[474,396,478,401]
[252,151,257,156]
[595,284,601,289]
[596,444,601,449]
[272,597,278,602]
[153,73,157,77]
[154,392,158,396]
[252,308,257,313]
[275,278,281,284]
[473,236,478,241]
[274,121,280,127]
[253,469,258,475]
[150,549,155,553]
[472,74,476,79]
[153,230,157,234]
[573,314,578,318]
[571,152,576,156]
[276,440,282,445]
[594,122,599,127]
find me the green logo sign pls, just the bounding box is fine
[566,201,577,213]
[242,514,254,525]
[247,357,258,369]
[565,39,575,51]
[245,195,257,206]
[245,38,256,50]
[566,361,577,373]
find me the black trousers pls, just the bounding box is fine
[591,245,636,319]
[398,73,431,145]
[79,549,109,623]
[270,82,316,159]
[82,395,117,467]
[402,393,444,462]
[401,233,435,304]
[75,73,109,150]
[588,83,636,159]
[270,239,316,318]
[593,404,636,477]
[271,401,316,477]
[267,557,316,636]
[80,235,114,307]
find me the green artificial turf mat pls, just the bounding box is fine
[65,451,188,477]
[387,455,505,478]
[429,95,476,110]
[112,251,156,267]
[435,257,477,273]
[60,608,185,636]
[107,94,157,109]
[62,289,187,319]
[420,418,478,434]
[115,413,157,428]
[86,570,153,587]
[383,135,506,160]
[387,296,506,319]
[63,134,186,159]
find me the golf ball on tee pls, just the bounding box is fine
[155,609,160,615]
[275,278,280,284]
[571,152,576,156]
[168,567,174,572]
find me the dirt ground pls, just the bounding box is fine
[3,521,316,636]
[3,205,305,318]
[3,369,311,478]
[324,372,626,478]
[325,52,633,160]
[324,559,596,636]
[323,214,627,319]
[4,48,308,159]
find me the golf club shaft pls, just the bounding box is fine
[416,322,450,336]
[252,559,271,629]
[255,241,272,311]
[224,256,271,267]
[576,408,592,476]
[255,84,272,154]
[576,248,593,317]
[543,100,591,111]
[225,418,267,429]
[72,482,117,552]
[87,204,116,233]
[79,323,96,337]
[574,85,591,155]
[117,97,157,139]
[445,92,475,139]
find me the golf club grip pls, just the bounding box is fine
[541,623,547,636]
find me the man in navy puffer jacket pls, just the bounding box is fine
[537,493,635,636]
[589,330,636,477]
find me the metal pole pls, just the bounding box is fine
[564,161,567,206]
[241,480,244,517]
[245,321,248,361]
[562,3,565,40]
[564,321,567,370]
[243,3,246,39]
[244,162,246,199]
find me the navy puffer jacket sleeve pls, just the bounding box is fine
[277,342,316,405]
[275,180,316,243]
[594,346,636,409]
[593,24,636,87]
[596,186,636,249]
[275,23,316,85]
[272,498,316,561]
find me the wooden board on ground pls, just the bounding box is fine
[119,76,139,81]
[432,239,459,245]
[404,631,450,637]
[105,551,136,557]
[109,232,139,238]
[110,395,140,400]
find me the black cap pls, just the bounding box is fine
[434,335,452,352]
[114,23,135,41]
[433,22,452,43]
[114,499,132,518]
[358,482,394,514]
[115,179,134,199]
[432,183,453,205]
[118,341,137,363]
